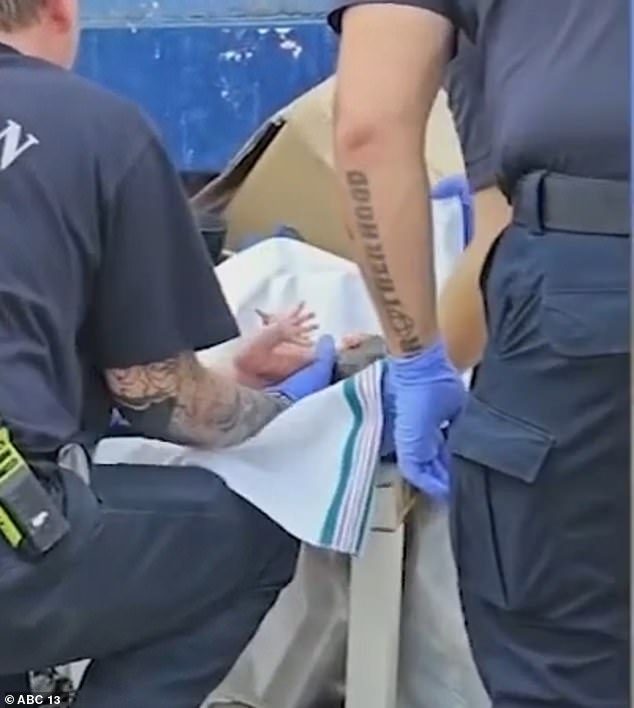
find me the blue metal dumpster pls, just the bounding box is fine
[76,1,337,175]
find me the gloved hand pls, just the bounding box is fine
[385,340,466,499]
[271,335,337,402]
[431,175,473,246]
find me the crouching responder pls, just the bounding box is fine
[331,1,629,706]
[0,1,337,706]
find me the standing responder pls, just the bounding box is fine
[0,1,337,706]
[330,1,629,706]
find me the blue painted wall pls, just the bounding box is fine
[75,1,338,173]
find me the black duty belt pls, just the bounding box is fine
[512,172,631,236]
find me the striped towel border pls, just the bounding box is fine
[320,362,384,553]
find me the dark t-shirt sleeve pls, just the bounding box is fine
[93,133,239,369]
[445,36,497,191]
[328,0,463,34]
[328,1,494,190]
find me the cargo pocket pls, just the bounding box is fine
[448,396,555,610]
[541,288,629,357]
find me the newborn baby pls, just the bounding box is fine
[233,302,387,388]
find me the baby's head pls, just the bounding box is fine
[334,335,386,381]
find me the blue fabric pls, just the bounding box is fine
[378,372,396,459]
[385,341,466,499]
[0,464,299,707]
[108,409,131,435]
[431,175,474,246]
[448,220,629,705]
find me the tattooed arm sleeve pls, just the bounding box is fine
[105,352,291,448]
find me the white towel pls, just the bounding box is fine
[94,195,466,555]
[95,362,383,554]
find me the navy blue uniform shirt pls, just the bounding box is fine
[0,43,238,460]
[329,2,496,190]
[443,34,493,191]
[329,0,629,192]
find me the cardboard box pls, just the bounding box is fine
[191,76,464,260]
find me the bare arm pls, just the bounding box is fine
[105,352,290,448]
[334,5,453,355]
[438,185,511,370]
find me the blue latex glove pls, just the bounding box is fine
[271,335,337,402]
[431,175,473,246]
[386,340,466,499]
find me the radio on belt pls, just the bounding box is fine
[0,426,69,555]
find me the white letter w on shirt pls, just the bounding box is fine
[0,119,39,171]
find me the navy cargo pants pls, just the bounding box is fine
[0,463,299,707]
[448,182,630,706]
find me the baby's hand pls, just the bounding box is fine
[233,303,320,388]
[256,302,318,347]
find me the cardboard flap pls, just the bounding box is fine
[191,117,285,213]
[190,74,465,260]
[282,76,336,168]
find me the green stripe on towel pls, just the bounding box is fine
[352,361,386,552]
[320,377,364,545]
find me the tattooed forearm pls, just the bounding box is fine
[345,170,423,353]
[105,353,291,448]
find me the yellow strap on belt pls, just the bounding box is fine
[0,426,25,547]
[0,506,22,547]
[0,426,24,479]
